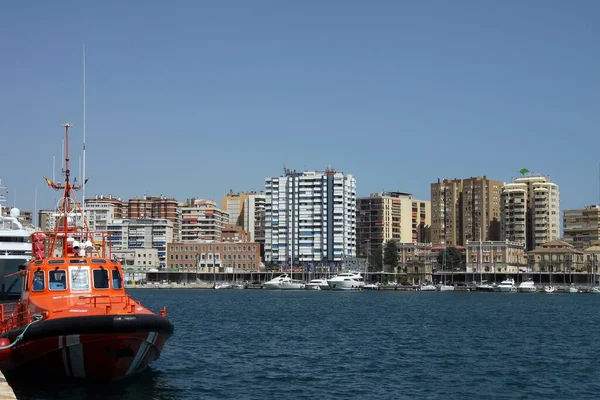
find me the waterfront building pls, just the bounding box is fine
[430,176,502,246]
[167,242,261,272]
[466,240,527,274]
[127,196,181,242]
[264,167,356,266]
[180,198,229,242]
[501,175,560,251]
[563,205,600,249]
[583,241,600,275]
[527,240,585,272]
[111,248,160,271]
[107,218,173,268]
[356,192,430,257]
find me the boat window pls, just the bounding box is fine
[69,266,91,292]
[93,268,110,289]
[91,259,106,264]
[48,260,65,265]
[112,268,123,289]
[49,269,67,291]
[34,260,44,265]
[32,269,45,291]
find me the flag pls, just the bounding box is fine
[44,177,58,189]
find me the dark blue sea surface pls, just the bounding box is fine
[11,290,600,399]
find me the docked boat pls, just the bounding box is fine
[0,124,174,381]
[263,274,305,290]
[420,283,437,291]
[305,278,329,290]
[327,272,364,290]
[497,278,517,292]
[363,282,380,290]
[542,286,556,293]
[475,280,495,292]
[590,287,600,294]
[438,283,455,292]
[517,279,537,293]
[0,183,37,298]
[564,284,579,293]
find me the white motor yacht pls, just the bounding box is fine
[497,278,517,292]
[564,284,579,293]
[264,274,305,290]
[0,191,36,298]
[363,282,380,290]
[517,279,537,293]
[327,272,364,290]
[305,278,329,290]
[590,287,600,294]
[475,280,495,292]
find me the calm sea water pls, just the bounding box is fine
[11,289,600,399]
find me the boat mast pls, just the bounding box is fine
[82,44,87,217]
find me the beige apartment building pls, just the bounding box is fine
[85,195,127,219]
[563,205,600,249]
[356,192,430,257]
[431,177,502,246]
[528,240,585,272]
[167,242,261,272]
[180,198,229,242]
[501,175,560,251]
[221,191,258,227]
[127,196,181,242]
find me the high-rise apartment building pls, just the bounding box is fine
[107,218,173,267]
[501,175,560,251]
[431,177,502,246]
[244,193,266,243]
[563,205,600,249]
[180,198,229,242]
[356,192,430,256]
[264,167,356,265]
[221,191,256,227]
[127,196,181,242]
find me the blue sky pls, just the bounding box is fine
[1,1,599,217]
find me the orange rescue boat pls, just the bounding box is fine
[0,123,174,381]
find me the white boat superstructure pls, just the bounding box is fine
[438,284,455,292]
[564,285,579,293]
[517,279,537,293]
[327,272,364,290]
[0,186,35,297]
[264,274,305,290]
[497,278,517,292]
[542,286,556,293]
[305,278,329,290]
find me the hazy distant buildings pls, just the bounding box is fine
[563,205,600,249]
[431,177,502,246]
[264,167,356,265]
[356,191,430,257]
[501,175,560,251]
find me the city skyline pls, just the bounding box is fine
[1,2,599,215]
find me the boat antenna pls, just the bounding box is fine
[82,44,87,216]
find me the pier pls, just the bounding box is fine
[0,371,16,399]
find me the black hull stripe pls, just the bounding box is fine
[2,314,174,343]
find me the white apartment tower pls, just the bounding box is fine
[265,167,356,265]
[501,175,560,251]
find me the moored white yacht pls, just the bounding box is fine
[497,278,517,292]
[517,279,537,293]
[327,271,364,290]
[0,184,36,298]
[564,284,579,293]
[264,274,305,290]
[438,283,455,291]
[475,280,495,292]
[305,278,329,290]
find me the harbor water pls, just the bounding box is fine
[10,289,600,399]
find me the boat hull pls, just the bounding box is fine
[327,281,364,290]
[497,286,517,292]
[0,314,174,382]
